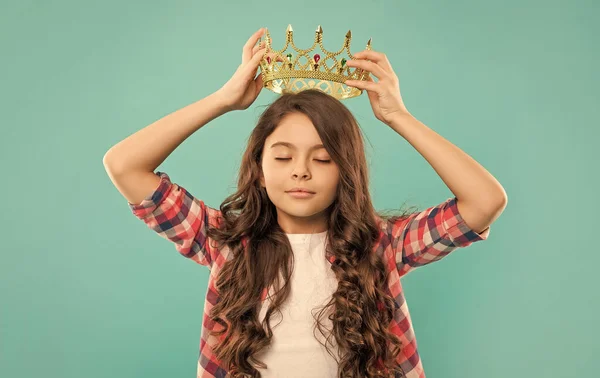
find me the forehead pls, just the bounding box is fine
[265,113,323,148]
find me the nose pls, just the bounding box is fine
[292,162,311,179]
[293,172,310,179]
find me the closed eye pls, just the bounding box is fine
[275,158,331,163]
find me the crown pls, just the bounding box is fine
[258,25,373,100]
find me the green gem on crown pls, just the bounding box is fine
[341,58,347,67]
[287,53,292,61]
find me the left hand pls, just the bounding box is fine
[345,50,410,125]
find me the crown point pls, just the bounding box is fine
[367,37,372,47]
[346,30,352,39]
[316,25,323,33]
[287,24,293,32]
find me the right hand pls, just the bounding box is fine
[217,28,281,112]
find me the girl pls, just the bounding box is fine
[104,27,506,378]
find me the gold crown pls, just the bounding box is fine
[259,25,373,100]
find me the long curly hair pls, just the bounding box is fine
[206,89,419,377]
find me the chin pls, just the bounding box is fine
[290,205,332,218]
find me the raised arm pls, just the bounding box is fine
[102,91,232,269]
[103,91,231,204]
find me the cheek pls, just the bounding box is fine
[262,164,283,186]
[328,178,340,196]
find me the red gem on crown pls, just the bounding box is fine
[313,54,320,63]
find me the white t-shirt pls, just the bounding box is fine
[254,230,341,377]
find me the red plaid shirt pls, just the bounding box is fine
[129,171,490,377]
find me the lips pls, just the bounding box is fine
[287,191,315,198]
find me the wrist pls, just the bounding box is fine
[212,89,235,113]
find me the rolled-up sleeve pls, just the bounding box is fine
[128,171,223,270]
[386,197,490,278]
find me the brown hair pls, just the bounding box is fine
[206,89,419,377]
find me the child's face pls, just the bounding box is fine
[260,112,340,234]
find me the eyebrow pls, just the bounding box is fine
[270,142,325,150]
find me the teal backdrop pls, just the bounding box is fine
[1,0,598,377]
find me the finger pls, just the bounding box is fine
[243,47,267,77]
[254,70,264,93]
[346,59,388,80]
[344,78,380,93]
[268,52,285,62]
[243,28,266,64]
[363,75,375,82]
[252,40,266,55]
[262,50,285,63]
[351,50,393,72]
[252,41,285,64]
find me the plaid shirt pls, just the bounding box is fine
[129,171,490,378]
